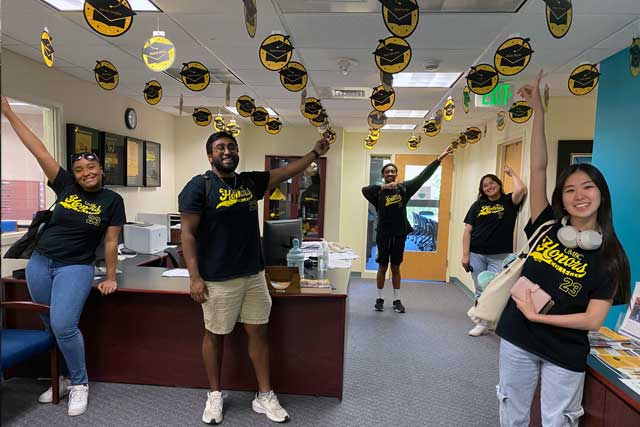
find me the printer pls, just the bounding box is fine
[123,223,167,254]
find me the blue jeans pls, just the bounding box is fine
[469,252,510,300]
[26,251,94,385]
[497,339,585,427]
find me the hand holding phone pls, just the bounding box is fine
[510,276,554,314]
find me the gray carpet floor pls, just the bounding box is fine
[1,278,501,426]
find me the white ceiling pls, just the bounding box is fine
[2,0,640,133]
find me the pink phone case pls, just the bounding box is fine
[510,276,555,314]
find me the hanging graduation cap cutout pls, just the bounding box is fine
[380,70,394,92]
[363,136,376,150]
[457,133,467,148]
[279,62,308,92]
[236,95,256,117]
[465,127,482,144]
[509,101,533,123]
[568,64,600,96]
[423,119,440,137]
[368,128,381,141]
[497,111,506,131]
[630,38,640,78]
[370,85,395,112]
[310,110,328,127]
[301,97,323,119]
[407,135,420,151]
[142,33,175,72]
[543,84,550,111]
[259,34,294,71]
[40,29,54,68]
[243,0,257,39]
[252,107,270,126]
[466,64,499,95]
[543,0,572,39]
[180,62,210,92]
[226,119,241,137]
[94,60,119,90]
[192,108,212,127]
[323,127,337,144]
[380,0,419,39]
[463,86,471,114]
[444,97,455,121]
[494,37,534,76]
[213,115,226,132]
[143,80,162,105]
[83,0,136,38]
[373,37,412,74]
[265,117,282,135]
[368,111,387,130]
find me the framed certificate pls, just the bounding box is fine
[66,124,100,169]
[125,137,144,187]
[143,141,161,187]
[100,132,125,186]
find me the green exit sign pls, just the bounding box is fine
[475,83,513,107]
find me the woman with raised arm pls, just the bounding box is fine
[1,96,126,417]
[493,73,630,426]
[463,167,527,337]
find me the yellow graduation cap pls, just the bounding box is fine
[543,0,572,39]
[259,34,294,71]
[494,37,534,76]
[142,33,176,72]
[94,60,118,90]
[568,64,600,96]
[373,37,412,74]
[143,80,162,105]
[279,62,308,92]
[370,85,395,112]
[466,64,499,95]
[84,0,136,37]
[180,62,210,92]
[269,187,287,201]
[381,0,420,39]
[252,107,270,126]
[193,108,212,126]
[40,29,54,68]
[368,110,387,130]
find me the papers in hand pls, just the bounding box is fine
[161,268,190,278]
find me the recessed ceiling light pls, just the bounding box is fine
[40,0,160,11]
[385,110,429,118]
[393,72,462,88]
[381,124,416,131]
[225,106,278,116]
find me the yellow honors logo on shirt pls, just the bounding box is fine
[59,195,102,215]
[478,204,505,217]
[216,187,254,209]
[385,193,403,207]
[529,235,588,278]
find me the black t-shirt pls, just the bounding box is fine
[496,205,614,372]
[36,168,126,265]
[178,170,270,281]
[464,193,520,254]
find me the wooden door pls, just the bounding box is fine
[501,141,522,193]
[395,154,453,281]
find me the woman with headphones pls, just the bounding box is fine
[494,73,631,426]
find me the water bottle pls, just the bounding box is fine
[318,240,329,277]
[286,238,305,279]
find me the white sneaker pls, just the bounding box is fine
[38,376,70,403]
[202,390,223,425]
[67,384,89,416]
[468,323,490,337]
[252,391,290,423]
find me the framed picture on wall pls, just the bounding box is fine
[556,140,593,181]
[570,153,592,165]
[143,141,161,187]
[125,137,144,187]
[66,124,100,169]
[100,132,126,186]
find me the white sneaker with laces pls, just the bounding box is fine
[38,376,70,403]
[202,390,223,424]
[67,384,89,416]
[468,323,490,337]
[252,390,290,423]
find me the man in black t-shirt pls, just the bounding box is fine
[361,146,452,313]
[179,131,329,424]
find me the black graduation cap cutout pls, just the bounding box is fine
[444,98,455,121]
[465,127,482,144]
[279,62,308,92]
[494,37,534,77]
[463,86,471,114]
[83,0,136,38]
[236,95,256,118]
[568,64,600,96]
[323,127,337,144]
[380,0,420,39]
[370,85,395,112]
[94,60,118,90]
[252,107,270,126]
[509,101,533,124]
[180,62,210,92]
[265,117,282,135]
[458,133,467,148]
[368,110,387,130]
[380,70,394,91]
[192,108,212,127]
[373,36,412,74]
[243,0,257,39]
[143,80,162,105]
[310,110,328,127]
[40,30,54,68]
[630,38,640,78]
[497,111,506,131]
[259,34,294,71]
[142,35,176,72]
[301,97,323,119]
[543,0,572,39]
[423,119,440,137]
[466,64,499,95]
[407,135,420,151]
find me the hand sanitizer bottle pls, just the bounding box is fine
[286,238,305,279]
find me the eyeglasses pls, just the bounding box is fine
[213,143,238,153]
[71,152,100,163]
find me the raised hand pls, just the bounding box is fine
[314,138,330,155]
[504,165,513,177]
[516,70,544,112]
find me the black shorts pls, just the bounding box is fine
[376,234,406,266]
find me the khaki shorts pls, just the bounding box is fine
[202,271,272,335]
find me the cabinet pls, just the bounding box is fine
[263,156,327,239]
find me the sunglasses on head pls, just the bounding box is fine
[71,152,100,163]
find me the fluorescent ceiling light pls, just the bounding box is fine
[225,106,278,116]
[41,0,160,11]
[381,124,416,131]
[393,72,462,88]
[385,110,429,118]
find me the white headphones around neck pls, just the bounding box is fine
[556,216,602,250]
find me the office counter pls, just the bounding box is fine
[1,255,350,399]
